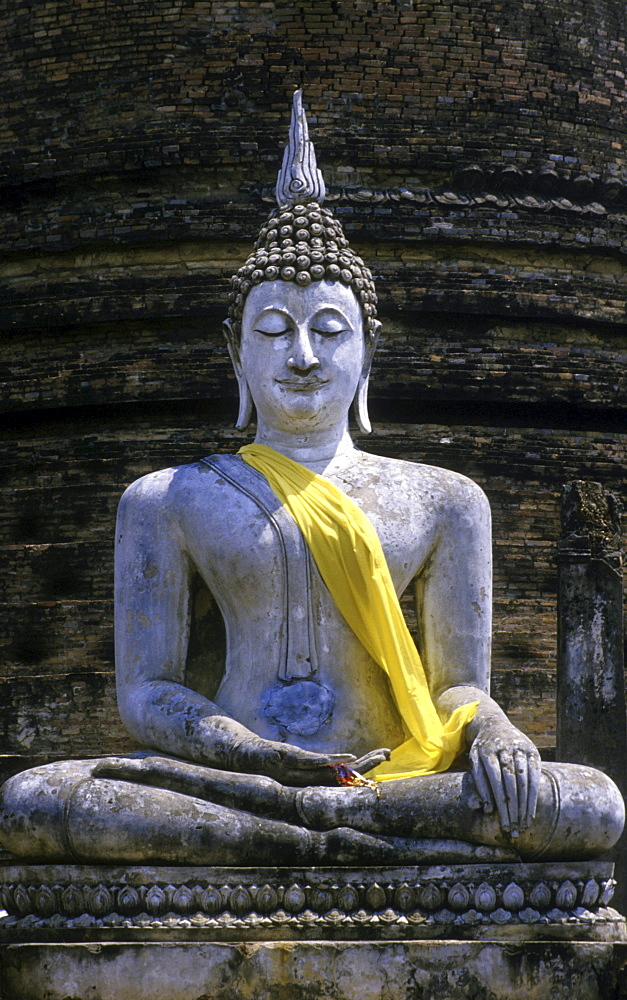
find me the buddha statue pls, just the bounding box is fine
[0,92,623,867]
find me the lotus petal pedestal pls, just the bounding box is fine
[1,862,626,999]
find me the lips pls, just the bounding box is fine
[276,378,329,391]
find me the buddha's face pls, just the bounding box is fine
[236,280,367,434]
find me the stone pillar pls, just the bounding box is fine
[556,480,626,910]
[556,481,626,779]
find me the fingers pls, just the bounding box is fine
[286,751,356,769]
[498,751,519,836]
[251,738,354,769]
[265,743,357,786]
[352,748,391,774]
[526,750,542,825]
[474,743,542,837]
[513,748,528,832]
[477,746,513,834]
[469,744,495,813]
[510,747,541,831]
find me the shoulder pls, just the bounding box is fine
[117,459,226,520]
[357,450,489,516]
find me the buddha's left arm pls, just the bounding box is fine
[413,474,541,838]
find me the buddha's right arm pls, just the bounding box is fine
[114,472,352,785]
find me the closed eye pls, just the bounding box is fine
[254,327,290,337]
[311,325,348,338]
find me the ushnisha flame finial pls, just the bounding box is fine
[275,89,326,208]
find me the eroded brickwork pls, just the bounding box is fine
[0,0,625,772]
[1,1,626,184]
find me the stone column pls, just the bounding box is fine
[556,480,626,910]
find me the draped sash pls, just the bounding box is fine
[240,443,477,780]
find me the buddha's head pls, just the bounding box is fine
[224,91,380,435]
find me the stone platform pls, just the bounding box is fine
[1,861,626,999]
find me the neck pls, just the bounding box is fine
[253,418,357,473]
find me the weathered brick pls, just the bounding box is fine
[0,0,625,764]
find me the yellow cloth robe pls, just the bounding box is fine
[240,443,477,781]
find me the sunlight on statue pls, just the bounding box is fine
[0,91,623,866]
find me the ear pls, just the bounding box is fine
[223,318,242,373]
[354,376,372,434]
[354,320,381,435]
[362,319,381,377]
[223,318,253,431]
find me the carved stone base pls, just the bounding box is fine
[0,861,624,942]
[2,939,627,1000]
[1,863,626,1000]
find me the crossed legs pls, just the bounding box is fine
[0,755,623,865]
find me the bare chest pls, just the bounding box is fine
[175,456,436,750]
[184,456,435,600]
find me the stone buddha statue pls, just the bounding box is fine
[0,92,623,867]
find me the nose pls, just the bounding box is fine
[288,326,320,374]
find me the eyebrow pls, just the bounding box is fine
[251,306,354,326]
[255,308,291,317]
[311,308,352,323]
[252,309,291,329]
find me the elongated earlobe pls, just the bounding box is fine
[234,379,253,431]
[354,320,381,434]
[223,319,254,431]
[354,376,372,434]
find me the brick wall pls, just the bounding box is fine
[1,0,625,775]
